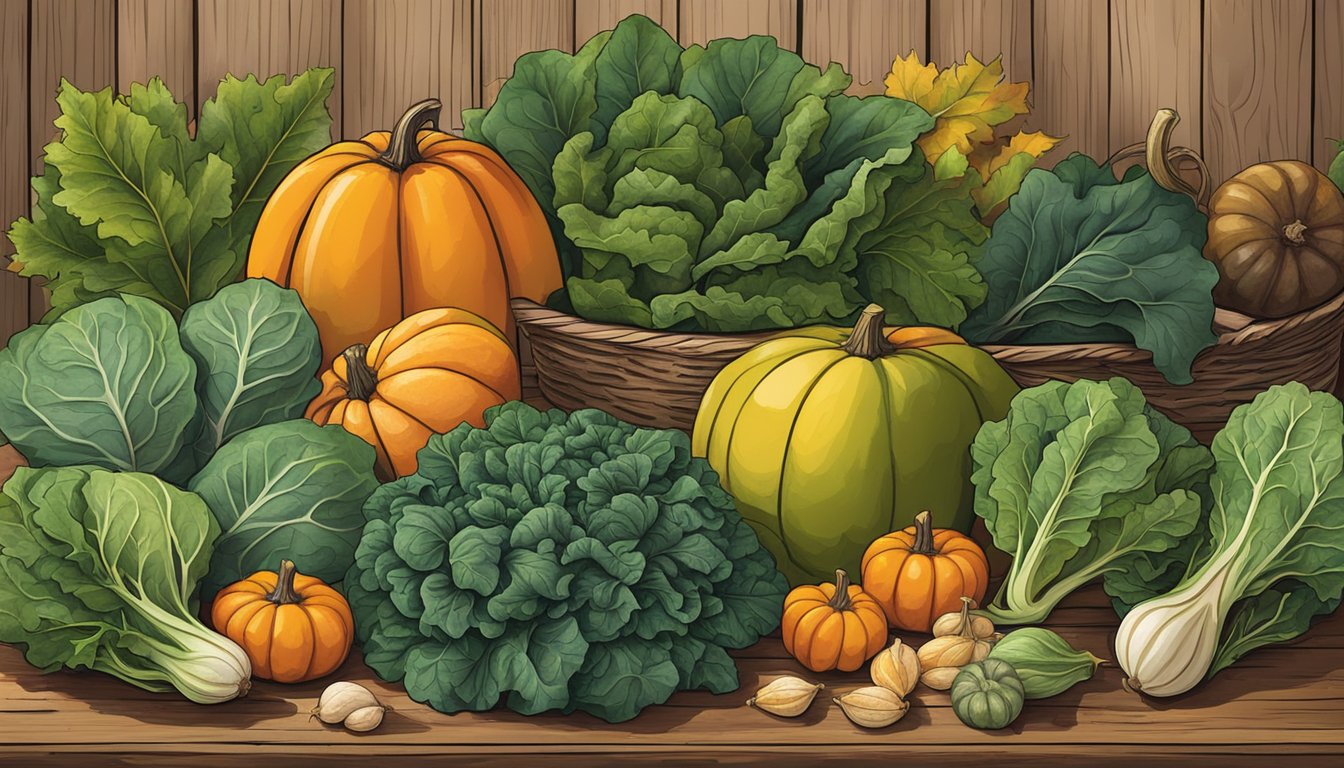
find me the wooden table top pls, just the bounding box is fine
[0,584,1339,767]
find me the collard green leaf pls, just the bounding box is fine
[189,420,378,595]
[961,154,1218,384]
[591,14,682,143]
[465,39,605,211]
[678,36,848,139]
[179,279,322,460]
[0,296,197,475]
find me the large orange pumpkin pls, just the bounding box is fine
[247,98,562,365]
[306,307,521,479]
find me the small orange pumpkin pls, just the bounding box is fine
[781,569,888,673]
[211,560,354,683]
[306,307,521,479]
[861,510,990,633]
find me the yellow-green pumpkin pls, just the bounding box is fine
[692,304,1019,586]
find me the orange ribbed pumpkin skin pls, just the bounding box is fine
[247,100,561,366]
[781,570,888,673]
[306,307,521,480]
[860,511,990,633]
[211,562,355,684]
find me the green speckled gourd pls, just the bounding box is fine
[950,659,1026,730]
[988,628,1104,699]
[692,305,1020,586]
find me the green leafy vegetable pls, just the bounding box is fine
[179,279,322,462]
[0,465,251,703]
[7,70,335,319]
[1329,139,1344,193]
[1114,383,1344,694]
[347,402,787,722]
[189,420,378,595]
[970,377,1212,626]
[0,295,198,476]
[960,154,1218,384]
[466,14,987,333]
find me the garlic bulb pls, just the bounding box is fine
[747,676,824,717]
[312,681,381,724]
[869,638,920,697]
[834,686,909,728]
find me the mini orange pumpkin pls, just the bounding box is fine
[861,510,990,633]
[211,560,354,683]
[247,98,562,364]
[306,307,521,480]
[781,569,888,673]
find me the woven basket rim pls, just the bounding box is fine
[512,290,1344,358]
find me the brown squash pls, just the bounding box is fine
[246,98,562,365]
[781,570,888,673]
[211,560,355,684]
[1205,160,1344,318]
[306,307,521,480]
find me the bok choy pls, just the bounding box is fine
[1115,383,1344,696]
[0,466,251,703]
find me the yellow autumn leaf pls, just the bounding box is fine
[967,131,1064,181]
[884,52,1035,164]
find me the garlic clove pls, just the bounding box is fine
[833,686,910,729]
[312,681,381,724]
[869,638,920,698]
[747,675,824,718]
[343,704,386,733]
[920,666,961,690]
[971,638,994,663]
[917,635,976,669]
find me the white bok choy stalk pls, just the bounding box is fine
[0,468,252,704]
[1116,384,1344,697]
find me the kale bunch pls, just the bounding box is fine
[346,402,787,722]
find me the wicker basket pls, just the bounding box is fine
[513,293,1344,442]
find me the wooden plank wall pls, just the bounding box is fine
[0,0,1337,344]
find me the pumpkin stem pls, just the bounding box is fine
[842,304,897,359]
[1283,219,1308,245]
[827,569,855,611]
[1104,108,1210,208]
[266,560,303,605]
[910,510,937,555]
[378,98,442,170]
[343,344,378,401]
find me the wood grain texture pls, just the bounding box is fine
[344,0,474,134]
[118,0,195,110]
[929,0,1032,82]
[679,0,798,49]
[197,0,342,137]
[1031,0,1108,162]
[0,586,1340,764]
[29,0,117,324]
[1314,0,1343,172]
[1203,0,1312,184]
[800,0,925,93]
[1110,0,1201,157]
[575,0,677,44]
[480,0,575,107]
[0,0,27,342]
